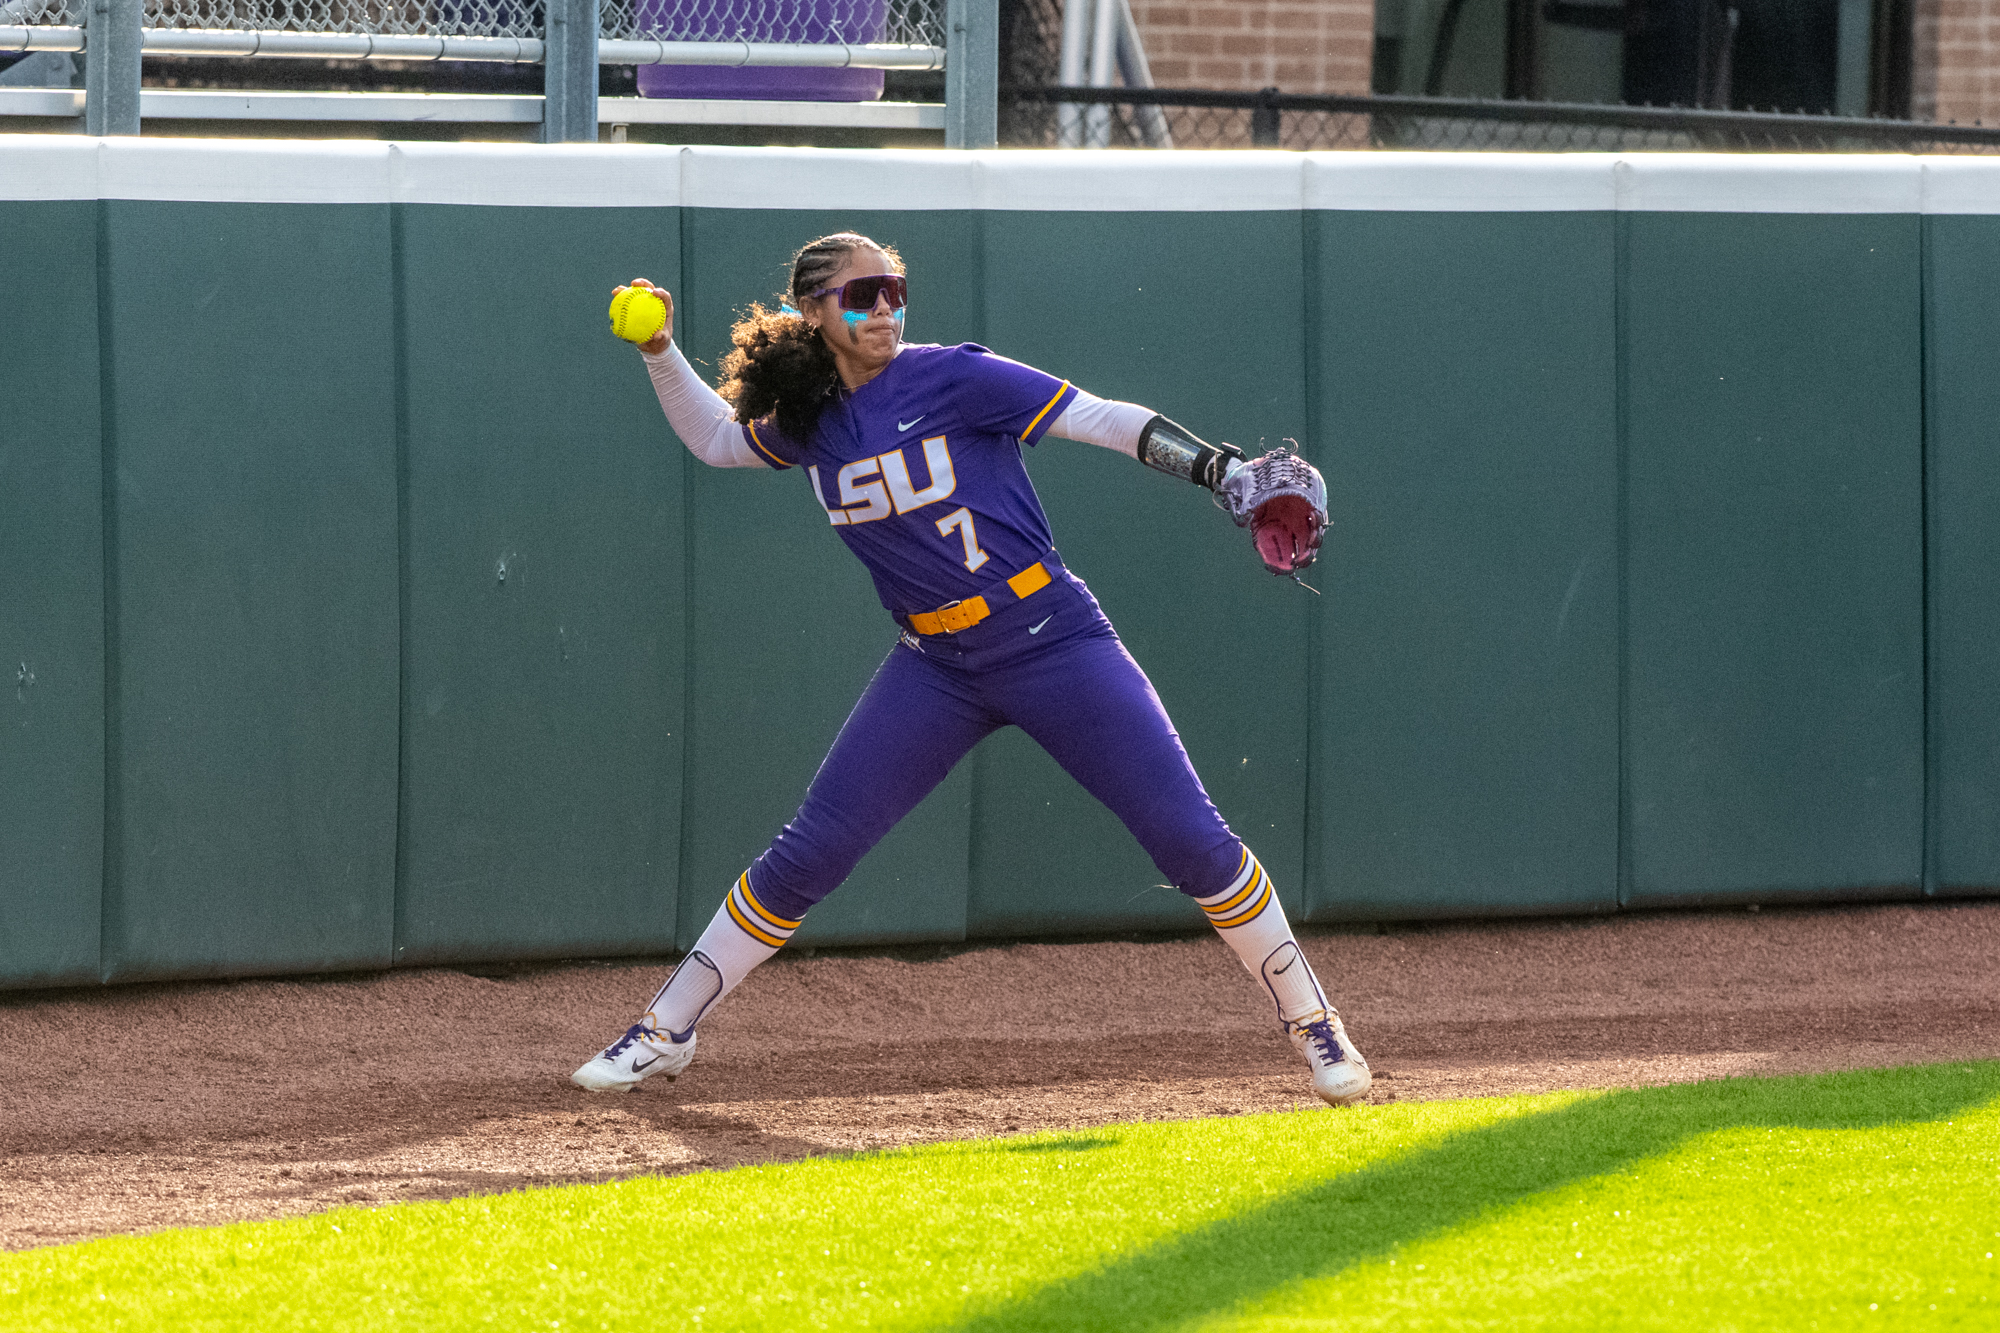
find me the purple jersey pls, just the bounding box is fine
[740,342,1078,614]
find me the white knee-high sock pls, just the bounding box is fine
[639,872,802,1046]
[1194,849,1330,1024]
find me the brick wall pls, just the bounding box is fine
[1913,0,2000,123]
[1127,0,1377,95]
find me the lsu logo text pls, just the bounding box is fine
[808,436,954,527]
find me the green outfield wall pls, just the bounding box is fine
[1,142,1995,988]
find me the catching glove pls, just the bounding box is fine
[1216,447,1328,577]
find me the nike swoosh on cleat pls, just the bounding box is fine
[1028,616,1053,634]
[631,1054,660,1073]
[898,416,925,431]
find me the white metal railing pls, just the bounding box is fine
[599,38,941,68]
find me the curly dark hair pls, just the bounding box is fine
[718,232,905,446]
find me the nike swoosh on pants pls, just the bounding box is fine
[1028,616,1053,634]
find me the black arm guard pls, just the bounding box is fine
[1137,415,1245,492]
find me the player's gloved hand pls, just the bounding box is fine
[611,278,674,354]
[1133,416,1326,577]
[1216,448,1328,576]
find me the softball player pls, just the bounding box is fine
[573,232,1370,1108]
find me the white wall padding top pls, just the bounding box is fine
[1303,152,1617,211]
[6,135,2000,213]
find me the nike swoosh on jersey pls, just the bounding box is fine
[1028,616,1053,634]
[898,415,925,432]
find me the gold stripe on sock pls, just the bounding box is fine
[736,873,804,931]
[1201,861,1265,918]
[725,893,789,949]
[1209,878,1273,929]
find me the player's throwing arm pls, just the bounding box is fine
[573,234,1368,1110]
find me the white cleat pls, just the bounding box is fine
[1287,1008,1372,1107]
[570,1024,697,1093]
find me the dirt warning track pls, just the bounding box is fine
[3,901,1996,1251]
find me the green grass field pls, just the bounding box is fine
[5,1062,1997,1331]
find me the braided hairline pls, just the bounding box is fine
[788,232,906,306]
[719,231,904,446]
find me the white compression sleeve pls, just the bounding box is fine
[641,341,767,469]
[1049,389,1154,459]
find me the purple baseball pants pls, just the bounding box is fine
[746,561,1245,921]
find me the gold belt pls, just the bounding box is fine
[905,560,1054,636]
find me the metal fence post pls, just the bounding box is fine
[541,0,599,144]
[1250,85,1281,146]
[945,0,997,149]
[83,0,142,136]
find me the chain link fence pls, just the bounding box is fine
[1002,87,2000,154]
[137,0,533,38]
[603,0,940,47]
[0,0,82,30]
[3,0,943,47]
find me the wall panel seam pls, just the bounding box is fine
[94,196,121,984]
[674,185,698,957]
[1300,207,1323,918]
[1613,209,1632,911]
[1919,212,1937,896]
[390,198,415,964]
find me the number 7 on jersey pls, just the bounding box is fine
[935,506,990,572]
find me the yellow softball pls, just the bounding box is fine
[608,286,667,344]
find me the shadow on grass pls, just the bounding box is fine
[947,1061,2000,1333]
[1003,1137,1118,1155]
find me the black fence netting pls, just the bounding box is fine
[999,86,2000,154]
